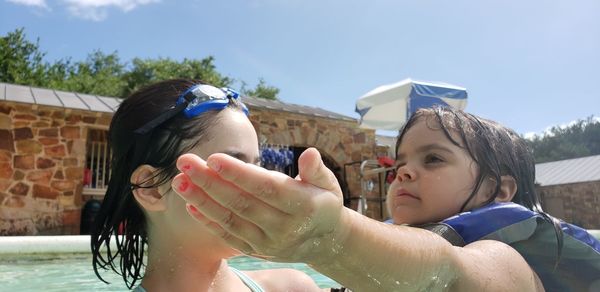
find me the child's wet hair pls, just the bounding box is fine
[395,106,541,211]
[91,79,246,288]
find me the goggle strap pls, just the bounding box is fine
[132,85,246,135]
[133,102,188,135]
[182,91,199,103]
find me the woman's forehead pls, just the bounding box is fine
[195,109,259,162]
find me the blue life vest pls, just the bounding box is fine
[418,202,600,292]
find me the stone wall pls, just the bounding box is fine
[248,107,383,219]
[0,100,382,235]
[0,101,111,235]
[537,181,600,229]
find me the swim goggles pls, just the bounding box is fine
[134,84,249,135]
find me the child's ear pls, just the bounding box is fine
[130,165,167,212]
[494,175,517,202]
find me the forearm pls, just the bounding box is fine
[307,208,458,292]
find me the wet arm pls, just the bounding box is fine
[311,209,543,292]
[173,149,542,291]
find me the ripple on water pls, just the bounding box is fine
[0,254,341,291]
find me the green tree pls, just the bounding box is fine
[0,28,47,85]
[1,28,280,100]
[527,116,600,163]
[58,50,126,97]
[242,78,280,100]
[123,56,233,97]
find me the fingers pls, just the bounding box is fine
[176,154,290,219]
[173,172,272,246]
[198,153,316,214]
[173,154,290,229]
[297,148,342,194]
[174,152,347,263]
[184,203,256,254]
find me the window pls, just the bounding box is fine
[83,129,111,196]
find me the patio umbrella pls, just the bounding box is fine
[355,78,468,131]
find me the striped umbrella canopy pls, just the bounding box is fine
[355,78,468,131]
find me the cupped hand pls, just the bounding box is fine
[172,147,349,264]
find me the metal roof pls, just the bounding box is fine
[242,95,355,121]
[1,82,120,112]
[1,82,355,121]
[535,154,600,186]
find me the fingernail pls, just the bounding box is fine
[177,180,189,192]
[187,204,198,213]
[180,164,192,173]
[207,158,221,172]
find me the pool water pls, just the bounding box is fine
[0,254,340,291]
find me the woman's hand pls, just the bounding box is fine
[172,148,349,264]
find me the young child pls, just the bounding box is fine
[90,79,322,291]
[174,106,600,291]
[387,107,600,291]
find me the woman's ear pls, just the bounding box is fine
[494,175,517,202]
[131,165,167,212]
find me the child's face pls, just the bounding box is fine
[386,118,494,225]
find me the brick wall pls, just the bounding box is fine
[0,101,111,235]
[537,181,600,229]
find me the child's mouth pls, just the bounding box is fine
[395,190,419,200]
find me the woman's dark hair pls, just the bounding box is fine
[395,106,563,262]
[91,79,247,289]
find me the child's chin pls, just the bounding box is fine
[392,215,417,226]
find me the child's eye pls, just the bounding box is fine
[424,154,444,164]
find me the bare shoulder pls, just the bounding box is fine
[449,239,544,292]
[245,268,325,292]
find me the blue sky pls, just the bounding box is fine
[1,0,599,136]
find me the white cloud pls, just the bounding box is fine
[5,0,159,21]
[62,0,159,21]
[6,0,48,8]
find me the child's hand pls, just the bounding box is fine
[172,148,348,264]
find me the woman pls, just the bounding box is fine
[90,79,321,291]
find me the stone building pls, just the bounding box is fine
[0,82,382,235]
[536,154,600,229]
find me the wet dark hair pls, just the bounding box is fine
[395,106,563,261]
[90,79,247,289]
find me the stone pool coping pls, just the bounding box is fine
[0,235,116,254]
[0,231,598,255]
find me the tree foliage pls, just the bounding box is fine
[0,28,279,100]
[241,78,280,100]
[0,28,46,85]
[122,57,234,97]
[527,116,600,163]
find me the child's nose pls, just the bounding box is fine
[396,165,416,181]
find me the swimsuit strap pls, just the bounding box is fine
[132,268,266,292]
[230,267,266,292]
